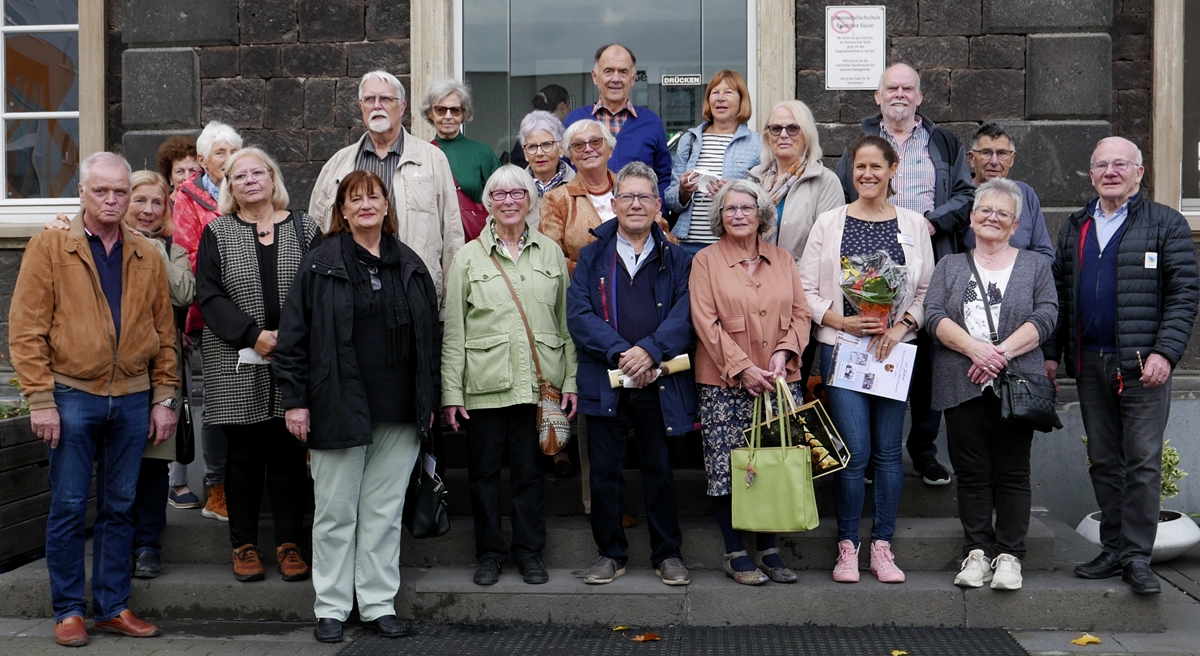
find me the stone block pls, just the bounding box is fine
[951,69,1023,121]
[199,46,238,78]
[347,40,410,77]
[914,68,951,123]
[242,129,307,163]
[201,78,265,129]
[969,35,1024,69]
[918,0,980,36]
[1026,34,1112,119]
[121,129,199,173]
[1113,33,1149,61]
[1113,8,1149,35]
[839,90,878,125]
[240,0,298,44]
[997,120,1111,206]
[336,77,366,129]
[981,0,1112,33]
[890,36,968,70]
[938,122,981,150]
[309,128,351,161]
[1116,89,1150,136]
[1122,0,1151,13]
[122,48,200,128]
[298,0,365,43]
[280,43,347,78]
[304,79,338,129]
[796,71,840,123]
[366,0,409,39]
[1112,60,1150,91]
[817,122,864,160]
[795,0,917,37]
[279,161,325,211]
[795,37,823,70]
[122,0,237,46]
[264,78,304,130]
[240,45,280,79]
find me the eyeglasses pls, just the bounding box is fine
[971,149,1014,161]
[432,105,464,118]
[569,137,607,153]
[523,141,558,154]
[489,189,528,202]
[722,204,759,217]
[359,95,399,107]
[1090,159,1139,173]
[765,124,801,137]
[614,193,656,206]
[230,168,270,186]
[974,207,1016,222]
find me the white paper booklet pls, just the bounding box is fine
[828,331,917,402]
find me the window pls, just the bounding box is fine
[1181,2,1200,212]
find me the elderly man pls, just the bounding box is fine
[1044,137,1199,595]
[836,63,975,487]
[9,152,179,647]
[567,162,694,586]
[959,122,1054,259]
[309,70,463,305]
[563,44,672,198]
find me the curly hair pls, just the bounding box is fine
[155,135,198,184]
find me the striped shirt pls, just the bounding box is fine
[354,131,405,198]
[590,99,638,136]
[686,133,734,244]
[881,118,936,216]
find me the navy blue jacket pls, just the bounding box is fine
[567,219,696,434]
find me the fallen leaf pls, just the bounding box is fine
[611,625,629,631]
[891,651,909,656]
[1070,633,1102,646]
[631,633,661,642]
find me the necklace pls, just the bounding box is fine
[977,247,1011,265]
[584,177,614,195]
[256,225,273,238]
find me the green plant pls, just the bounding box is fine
[1083,436,1188,505]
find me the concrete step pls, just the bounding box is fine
[0,560,1164,631]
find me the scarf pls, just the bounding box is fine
[761,159,806,207]
[201,173,221,201]
[341,232,412,366]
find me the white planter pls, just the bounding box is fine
[1075,510,1200,564]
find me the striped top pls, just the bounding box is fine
[354,132,405,200]
[880,119,936,216]
[685,133,734,244]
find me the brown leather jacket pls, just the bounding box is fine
[9,213,179,411]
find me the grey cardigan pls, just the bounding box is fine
[923,250,1058,412]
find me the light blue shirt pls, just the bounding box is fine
[616,231,656,278]
[201,173,221,201]
[1092,201,1129,252]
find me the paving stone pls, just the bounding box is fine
[199,46,239,78]
[264,78,304,130]
[122,129,200,173]
[304,79,337,129]
[347,40,410,78]
[891,36,968,70]
[997,120,1112,206]
[279,43,347,78]
[1026,34,1112,119]
[952,69,1023,121]
[240,45,281,79]
[981,0,1112,33]
[201,78,265,129]
[240,0,298,45]
[918,0,981,36]
[122,48,200,128]
[366,0,410,39]
[969,35,1024,69]
[122,0,237,46]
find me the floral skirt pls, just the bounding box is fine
[698,381,806,497]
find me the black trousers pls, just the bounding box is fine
[906,329,942,461]
[587,388,682,568]
[132,458,169,555]
[466,404,545,562]
[944,389,1033,559]
[223,418,309,549]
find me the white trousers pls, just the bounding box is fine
[310,423,421,622]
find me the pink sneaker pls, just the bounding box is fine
[832,540,860,583]
[869,540,906,583]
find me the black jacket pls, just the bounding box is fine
[274,232,442,450]
[1042,193,1199,376]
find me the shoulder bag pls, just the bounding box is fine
[402,454,451,539]
[432,139,490,241]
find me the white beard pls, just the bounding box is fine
[368,116,392,133]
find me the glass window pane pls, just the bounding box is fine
[5,0,77,26]
[6,32,79,113]
[463,0,510,155]
[1183,0,1200,203]
[7,117,78,199]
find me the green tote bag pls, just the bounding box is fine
[731,378,820,532]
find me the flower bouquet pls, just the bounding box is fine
[839,250,911,325]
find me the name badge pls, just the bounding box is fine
[896,233,914,246]
[1145,252,1158,269]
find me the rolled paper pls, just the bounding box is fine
[608,354,692,388]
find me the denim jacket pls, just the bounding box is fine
[665,122,760,240]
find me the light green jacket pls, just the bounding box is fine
[441,222,577,410]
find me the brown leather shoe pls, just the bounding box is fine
[276,543,310,582]
[622,513,637,528]
[232,544,265,582]
[54,615,88,647]
[202,483,228,522]
[94,609,160,638]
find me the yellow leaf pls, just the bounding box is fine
[892,651,909,656]
[611,625,629,631]
[630,633,661,642]
[1070,633,1102,646]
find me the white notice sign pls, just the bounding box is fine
[825,6,887,90]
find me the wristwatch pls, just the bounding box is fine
[900,317,916,330]
[156,398,179,411]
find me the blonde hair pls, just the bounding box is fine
[759,100,823,171]
[217,147,290,215]
[127,170,175,236]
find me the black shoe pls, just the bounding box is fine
[519,557,549,584]
[314,618,343,643]
[474,557,501,586]
[1122,562,1161,595]
[553,459,575,479]
[915,456,951,486]
[1074,552,1122,579]
[365,614,411,638]
[133,551,161,579]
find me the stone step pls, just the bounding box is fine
[157,507,1054,572]
[0,560,1164,631]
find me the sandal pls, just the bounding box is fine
[722,550,768,586]
[752,547,798,583]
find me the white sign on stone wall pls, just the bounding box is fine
[825,5,887,90]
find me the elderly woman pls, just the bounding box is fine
[923,178,1057,592]
[274,170,441,643]
[156,135,201,207]
[420,77,501,241]
[519,110,574,232]
[510,85,572,168]
[442,165,577,587]
[690,179,812,586]
[799,135,934,585]
[197,147,321,584]
[665,70,759,255]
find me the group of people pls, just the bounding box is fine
[8,42,1197,649]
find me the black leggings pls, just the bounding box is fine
[223,418,309,549]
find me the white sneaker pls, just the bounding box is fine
[990,553,1023,590]
[954,549,993,588]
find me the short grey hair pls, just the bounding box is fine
[1095,136,1145,166]
[420,77,474,124]
[196,121,243,158]
[562,119,616,152]
[971,122,1018,151]
[79,152,131,187]
[709,179,774,238]
[481,164,538,214]
[615,161,658,198]
[357,70,406,103]
[519,110,565,146]
[973,177,1024,224]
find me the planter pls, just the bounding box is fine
[1076,509,1200,563]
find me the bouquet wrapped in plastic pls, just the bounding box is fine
[839,250,912,325]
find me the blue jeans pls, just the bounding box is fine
[46,385,149,622]
[819,344,907,545]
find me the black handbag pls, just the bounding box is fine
[174,357,196,464]
[402,456,451,539]
[966,253,1063,433]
